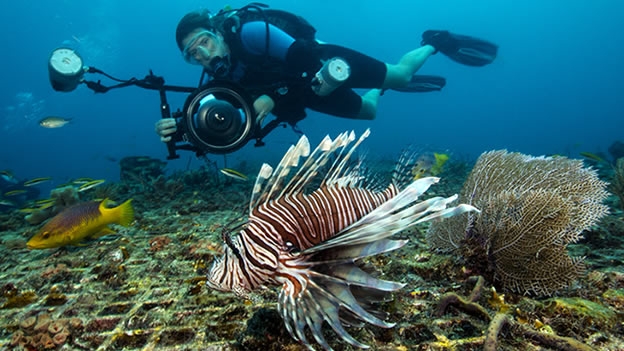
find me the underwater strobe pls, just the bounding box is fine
[48,48,86,92]
[312,57,351,96]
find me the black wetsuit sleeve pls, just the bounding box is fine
[284,39,323,74]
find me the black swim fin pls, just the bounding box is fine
[421,30,498,67]
[391,74,446,93]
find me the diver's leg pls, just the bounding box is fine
[357,89,382,120]
[383,45,436,89]
[307,87,379,120]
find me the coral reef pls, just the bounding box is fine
[24,185,80,225]
[0,155,622,350]
[10,312,83,350]
[120,156,167,183]
[608,140,624,161]
[608,157,624,211]
[427,150,610,296]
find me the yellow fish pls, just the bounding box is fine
[26,199,134,249]
[430,152,449,176]
[78,179,106,192]
[220,168,248,181]
[412,152,450,180]
[4,189,27,196]
[35,198,56,205]
[23,177,52,186]
[71,177,94,185]
[579,152,608,164]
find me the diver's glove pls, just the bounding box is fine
[253,95,275,125]
[421,30,451,54]
[155,118,177,143]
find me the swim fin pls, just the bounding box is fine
[391,74,446,93]
[421,30,498,67]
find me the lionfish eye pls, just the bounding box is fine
[285,241,300,254]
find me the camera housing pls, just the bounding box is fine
[179,80,256,154]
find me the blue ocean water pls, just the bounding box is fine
[0,0,622,192]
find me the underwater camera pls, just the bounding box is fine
[179,81,256,154]
[46,47,273,158]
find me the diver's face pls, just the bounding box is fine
[182,29,229,68]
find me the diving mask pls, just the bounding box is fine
[182,30,220,66]
[182,30,231,77]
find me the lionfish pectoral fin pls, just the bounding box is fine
[310,275,395,328]
[415,203,481,224]
[304,239,407,263]
[304,178,479,254]
[311,264,405,292]
[279,286,344,350]
[281,284,373,350]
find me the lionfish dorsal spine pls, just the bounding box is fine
[323,129,369,186]
[278,131,350,198]
[249,135,311,210]
[249,164,273,212]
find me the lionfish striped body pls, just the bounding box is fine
[207,130,478,350]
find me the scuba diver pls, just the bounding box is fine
[155,3,498,147]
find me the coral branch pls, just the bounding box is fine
[435,292,491,320]
[435,276,490,320]
[484,312,594,351]
[483,312,509,351]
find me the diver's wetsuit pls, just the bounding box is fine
[225,22,387,121]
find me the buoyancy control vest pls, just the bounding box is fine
[209,3,321,124]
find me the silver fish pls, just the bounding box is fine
[206,129,478,350]
[39,116,72,128]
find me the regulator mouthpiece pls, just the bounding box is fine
[48,48,85,92]
[312,57,350,96]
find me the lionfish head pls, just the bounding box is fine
[206,237,251,297]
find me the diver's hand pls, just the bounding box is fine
[155,118,177,142]
[253,95,275,123]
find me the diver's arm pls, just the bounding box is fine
[240,22,295,60]
[240,21,321,72]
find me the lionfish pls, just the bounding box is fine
[207,130,478,350]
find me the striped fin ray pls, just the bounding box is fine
[304,177,478,254]
[249,135,311,210]
[277,175,479,349]
[280,130,358,198]
[278,238,407,350]
[322,129,369,186]
[249,164,274,212]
